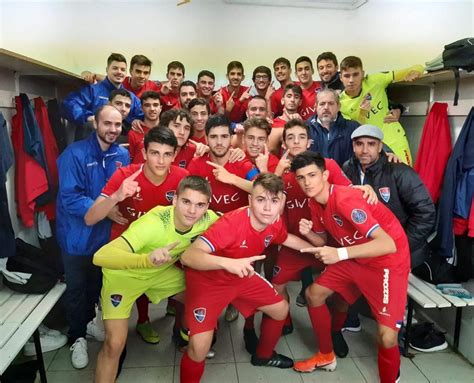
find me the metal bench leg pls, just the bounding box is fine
[403,298,414,357]
[33,329,47,383]
[453,307,462,351]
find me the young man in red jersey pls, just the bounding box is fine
[197,70,224,115]
[220,61,251,123]
[268,84,303,153]
[187,114,258,213]
[160,61,186,113]
[270,57,294,118]
[85,127,189,345]
[295,56,322,121]
[291,150,410,383]
[179,173,316,382]
[128,91,161,163]
[188,98,210,145]
[179,80,198,109]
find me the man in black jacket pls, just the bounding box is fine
[342,124,436,331]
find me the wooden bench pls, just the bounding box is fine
[0,282,66,382]
[405,273,474,356]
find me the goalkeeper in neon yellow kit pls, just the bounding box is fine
[338,55,423,165]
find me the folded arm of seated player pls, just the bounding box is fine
[93,237,159,270]
[393,65,424,82]
[180,236,265,278]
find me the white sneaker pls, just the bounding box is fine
[70,337,88,369]
[38,324,63,337]
[86,319,105,342]
[23,331,68,356]
[206,348,216,359]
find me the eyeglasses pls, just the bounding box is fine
[255,75,269,80]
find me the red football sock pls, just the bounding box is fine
[255,315,285,359]
[308,305,333,354]
[136,294,149,324]
[180,352,205,383]
[331,310,347,332]
[174,301,184,330]
[378,345,400,383]
[244,314,255,330]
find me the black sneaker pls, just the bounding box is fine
[409,327,448,352]
[296,293,307,307]
[282,323,294,336]
[172,327,189,351]
[251,352,294,369]
[332,331,349,358]
[342,312,361,332]
[243,328,259,355]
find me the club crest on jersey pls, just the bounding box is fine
[264,235,273,247]
[193,307,206,323]
[178,160,186,168]
[273,265,281,277]
[379,187,391,203]
[110,294,122,307]
[165,190,176,202]
[351,209,367,224]
[332,215,343,227]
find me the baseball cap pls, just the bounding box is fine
[351,124,384,141]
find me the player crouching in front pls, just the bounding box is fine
[179,173,315,382]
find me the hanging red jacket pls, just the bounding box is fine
[34,97,59,220]
[414,102,452,203]
[11,96,49,227]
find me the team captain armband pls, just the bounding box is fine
[245,168,260,181]
[337,247,349,261]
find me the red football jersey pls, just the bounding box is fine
[270,88,284,118]
[297,81,322,121]
[190,135,207,145]
[220,85,250,123]
[122,77,161,99]
[283,158,351,234]
[160,92,180,113]
[194,207,288,280]
[101,163,189,239]
[272,117,287,129]
[174,142,197,169]
[309,184,410,270]
[187,154,258,213]
[128,126,150,164]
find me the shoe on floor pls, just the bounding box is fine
[293,351,337,373]
[243,328,259,354]
[332,331,349,358]
[282,323,294,335]
[342,313,361,332]
[296,293,307,307]
[166,302,176,316]
[38,324,63,337]
[224,304,239,322]
[173,327,189,352]
[206,348,216,359]
[251,352,294,369]
[409,326,448,352]
[136,322,160,344]
[86,319,105,342]
[70,337,88,369]
[24,331,68,356]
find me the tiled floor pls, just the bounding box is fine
[29,282,474,382]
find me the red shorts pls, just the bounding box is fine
[185,270,283,335]
[271,246,324,285]
[315,260,409,330]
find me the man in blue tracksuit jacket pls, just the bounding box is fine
[56,105,129,369]
[62,53,143,132]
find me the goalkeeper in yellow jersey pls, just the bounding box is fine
[338,56,423,165]
[93,176,219,383]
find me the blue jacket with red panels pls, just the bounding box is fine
[62,77,143,125]
[56,132,129,255]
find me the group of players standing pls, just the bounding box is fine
[56,51,435,383]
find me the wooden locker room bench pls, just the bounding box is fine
[0,282,66,382]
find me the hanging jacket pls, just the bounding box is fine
[343,152,436,268]
[56,133,129,255]
[414,102,452,203]
[437,107,474,257]
[62,77,143,125]
[11,96,49,227]
[306,112,360,166]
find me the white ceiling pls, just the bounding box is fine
[223,0,368,10]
